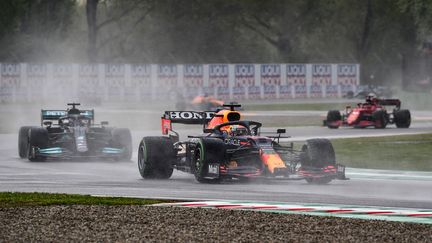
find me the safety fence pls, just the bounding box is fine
[0,63,360,103]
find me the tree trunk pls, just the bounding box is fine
[20,1,33,33]
[358,0,372,62]
[86,0,99,62]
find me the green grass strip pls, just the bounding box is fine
[0,192,172,208]
[331,133,432,171]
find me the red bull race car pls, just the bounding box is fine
[18,103,132,161]
[138,103,346,184]
[325,96,411,129]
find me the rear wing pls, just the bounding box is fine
[377,99,401,109]
[41,109,95,124]
[161,111,214,135]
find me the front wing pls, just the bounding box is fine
[203,162,347,181]
[30,146,125,159]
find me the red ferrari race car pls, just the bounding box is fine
[325,95,411,129]
[138,103,347,184]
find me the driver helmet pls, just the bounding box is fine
[68,108,80,115]
[229,125,248,136]
[365,93,376,103]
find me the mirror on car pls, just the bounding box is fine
[43,121,52,127]
[277,129,286,134]
[203,128,213,133]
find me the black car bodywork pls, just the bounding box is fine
[138,104,347,184]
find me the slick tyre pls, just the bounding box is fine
[112,128,133,161]
[326,110,342,129]
[302,139,336,168]
[138,137,175,179]
[28,127,49,162]
[301,139,336,184]
[373,110,388,129]
[394,109,411,128]
[18,126,32,158]
[193,138,225,183]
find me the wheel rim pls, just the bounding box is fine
[27,140,33,159]
[195,149,201,173]
[138,144,145,171]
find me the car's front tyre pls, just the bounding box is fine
[27,127,49,162]
[18,126,32,158]
[193,138,225,184]
[326,110,342,129]
[301,139,336,184]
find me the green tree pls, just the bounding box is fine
[0,0,77,62]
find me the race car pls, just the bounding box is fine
[175,94,224,111]
[325,95,411,129]
[18,103,132,161]
[138,103,346,184]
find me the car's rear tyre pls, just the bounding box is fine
[301,139,336,184]
[394,109,411,128]
[373,110,388,129]
[28,127,49,162]
[326,110,342,129]
[18,126,32,158]
[193,138,225,183]
[138,137,175,179]
[112,128,133,161]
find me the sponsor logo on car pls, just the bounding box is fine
[167,111,214,120]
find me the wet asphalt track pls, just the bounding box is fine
[1,122,432,210]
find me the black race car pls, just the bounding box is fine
[138,103,347,184]
[18,103,132,161]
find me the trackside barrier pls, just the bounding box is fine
[0,63,360,103]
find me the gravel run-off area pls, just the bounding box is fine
[1,205,432,242]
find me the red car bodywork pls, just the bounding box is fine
[326,98,410,129]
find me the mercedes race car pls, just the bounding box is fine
[325,96,411,129]
[138,103,346,184]
[18,103,132,161]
